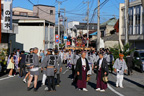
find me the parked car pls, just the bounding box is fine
[133,50,144,73]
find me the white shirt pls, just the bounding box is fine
[81,58,86,66]
[99,58,103,69]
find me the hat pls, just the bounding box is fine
[48,49,53,52]
[29,48,34,52]
[119,53,124,57]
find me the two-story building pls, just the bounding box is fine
[119,0,144,49]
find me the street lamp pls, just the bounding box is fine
[142,0,144,8]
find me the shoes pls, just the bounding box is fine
[8,75,14,77]
[34,88,37,92]
[23,79,26,83]
[47,90,52,92]
[100,89,105,92]
[27,87,30,91]
[44,87,48,91]
[42,83,45,86]
[83,88,88,92]
[116,85,118,88]
[57,85,60,87]
[96,88,100,91]
[120,86,124,88]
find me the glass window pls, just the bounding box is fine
[19,12,27,16]
[50,10,53,15]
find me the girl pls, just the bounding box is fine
[7,53,15,77]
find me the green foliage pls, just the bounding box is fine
[110,43,135,61]
[0,48,8,65]
[59,43,65,48]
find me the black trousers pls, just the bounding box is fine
[20,63,26,77]
[47,76,55,90]
[128,66,133,75]
[57,74,60,85]
[108,63,113,73]
[63,60,67,64]
[72,65,75,79]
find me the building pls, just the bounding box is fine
[100,17,118,37]
[1,0,18,53]
[119,0,144,49]
[9,5,56,52]
[33,4,55,23]
[10,19,55,52]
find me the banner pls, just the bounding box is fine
[3,0,12,30]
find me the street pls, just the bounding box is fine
[0,66,144,96]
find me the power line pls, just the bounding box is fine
[90,0,109,23]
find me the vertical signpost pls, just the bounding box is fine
[55,35,59,48]
[3,0,12,30]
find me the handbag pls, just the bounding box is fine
[102,76,108,83]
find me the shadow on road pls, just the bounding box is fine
[110,73,144,89]
[37,80,42,90]
[88,81,96,89]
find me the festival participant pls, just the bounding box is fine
[66,50,73,69]
[106,52,114,73]
[41,49,57,92]
[55,50,62,86]
[95,52,109,92]
[87,52,94,82]
[76,52,90,91]
[41,50,50,86]
[27,47,39,92]
[71,50,79,80]
[19,51,26,77]
[63,50,67,65]
[23,48,34,83]
[113,53,127,88]
[7,53,15,77]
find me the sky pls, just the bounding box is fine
[13,0,125,23]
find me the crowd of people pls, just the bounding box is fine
[6,47,135,92]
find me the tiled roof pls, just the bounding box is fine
[101,18,118,26]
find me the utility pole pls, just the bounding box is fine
[125,0,129,44]
[83,1,89,48]
[65,17,67,48]
[56,0,67,50]
[97,0,100,51]
[57,1,61,50]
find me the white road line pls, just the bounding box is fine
[0,76,14,81]
[62,69,69,74]
[108,84,124,96]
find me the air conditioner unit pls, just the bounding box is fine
[142,0,144,8]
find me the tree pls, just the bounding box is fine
[110,43,135,61]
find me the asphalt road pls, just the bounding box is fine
[0,66,144,96]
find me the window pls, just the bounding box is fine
[19,12,27,16]
[134,52,139,57]
[135,6,141,34]
[50,10,53,15]
[129,7,133,35]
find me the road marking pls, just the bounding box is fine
[108,84,124,96]
[62,69,69,74]
[0,76,14,81]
